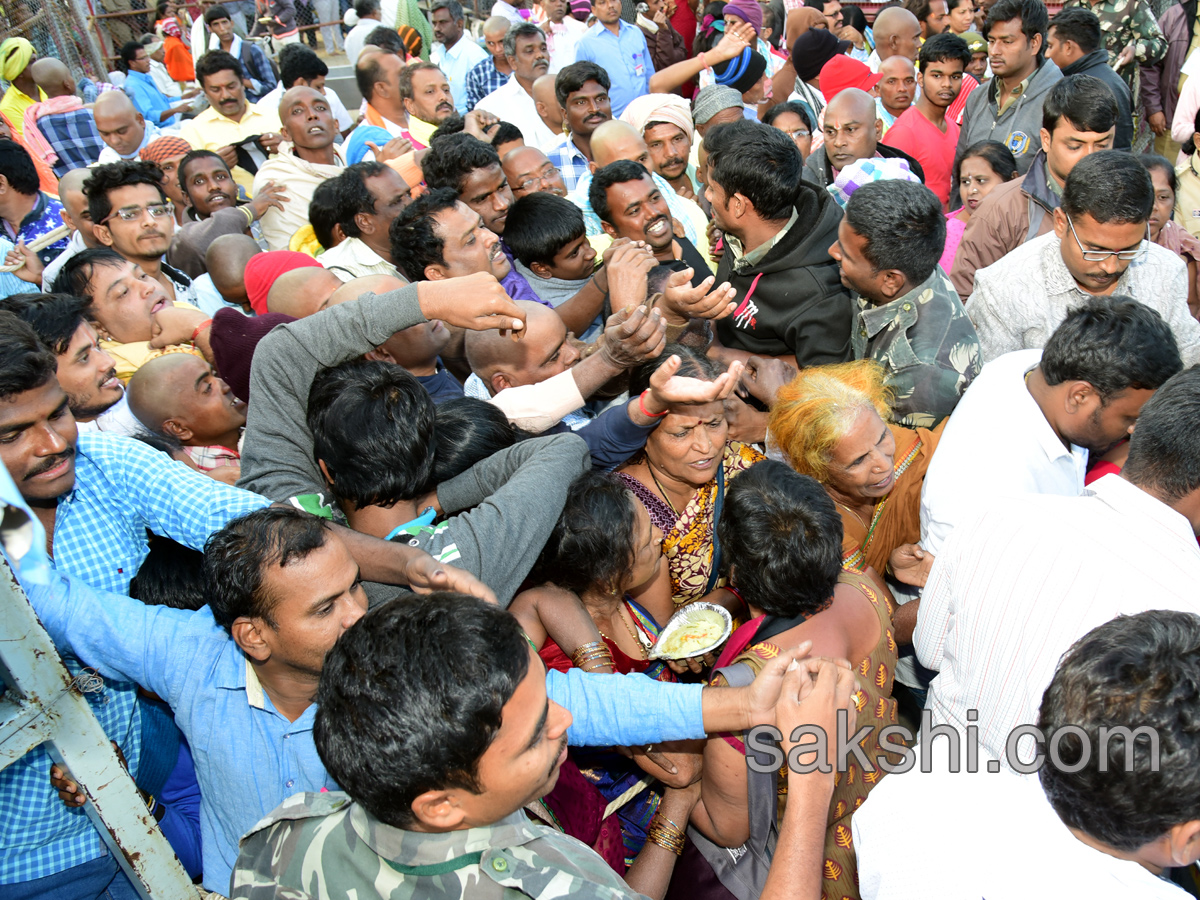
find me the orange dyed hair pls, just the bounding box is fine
[767,360,892,483]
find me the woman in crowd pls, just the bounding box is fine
[763,99,814,162]
[616,345,764,608]
[945,0,974,34]
[685,460,899,900]
[768,360,939,584]
[1141,155,1200,319]
[940,139,1016,272]
[513,470,704,883]
[840,4,873,61]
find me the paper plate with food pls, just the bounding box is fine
[649,602,733,660]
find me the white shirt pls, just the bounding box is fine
[41,230,88,292]
[75,393,142,437]
[343,18,382,65]
[97,122,166,163]
[475,75,559,153]
[149,59,183,98]
[491,0,530,24]
[257,81,354,131]
[919,348,1088,557]
[543,16,587,74]
[431,36,490,113]
[318,236,399,281]
[854,759,1188,900]
[916,473,1200,768]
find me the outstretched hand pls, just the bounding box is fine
[416,272,527,338]
[660,269,737,324]
[640,354,744,416]
[600,304,667,369]
[739,355,797,406]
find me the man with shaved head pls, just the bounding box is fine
[94,91,159,163]
[804,88,926,187]
[252,86,346,251]
[128,353,247,474]
[463,16,516,111]
[41,169,103,291]
[503,145,568,198]
[869,5,923,70]
[876,55,917,134]
[266,266,344,317]
[24,59,106,176]
[532,73,565,137]
[203,234,261,314]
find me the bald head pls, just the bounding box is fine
[31,58,74,98]
[206,234,262,308]
[484,15,511,39]
[93,91,146,157]
[827,88,877,121]
[824,88,881,169]
[327,274,409,308]
[465,299,574,393]
[877,55,917,116]
[57,168,101,247]
[128,353,246,447]
[873,7,922,61]
[128,353,198,434]
[532,74,563,132]
[267,267,345,317]
[591,120,652,171]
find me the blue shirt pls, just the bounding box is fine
[34,107,105,176]
[432,35,490,113]
[545,134,592,192]
[2,192,70,265]
[51,432,272,594]
[574,21,654,116]
[463,55,509,112]
[123,70,179,128]
[22,561,705,892]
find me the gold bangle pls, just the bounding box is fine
[646,822,686,855]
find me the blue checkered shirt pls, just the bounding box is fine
[51,431,272,595]
[36,109,105,177]
[464,56,508,112]
[545,134,592,192]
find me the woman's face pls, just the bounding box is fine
[958,154,1003,212]
[646,398,729,490]
[947,0,974,33]
[626,499,664,591]
[1148,166,1175,242]
[825,407,896,502]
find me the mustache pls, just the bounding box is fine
[26,447,75,479]
[644,214,670,234]
[97,367,117,388]
[663,156,687,168]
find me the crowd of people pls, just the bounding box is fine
[2,0,1200,895]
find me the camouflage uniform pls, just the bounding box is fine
[231,792,651,900]
[851,267,983,429]
[1061,0,1168,90]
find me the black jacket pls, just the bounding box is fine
[803,142,927,188]
[714,182,854,363]
[1061,49,1134,151]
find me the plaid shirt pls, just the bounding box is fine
[36,109,105,177]
[545,135,592,192]
[464,56,508,112]
[50,431,270,595]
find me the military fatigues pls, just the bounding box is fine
[852,268,983,429]
[1061,0,1168,90]
[231,792,651,900]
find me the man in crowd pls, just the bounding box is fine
[142,136,200,228]
[542,0,588,71]
[830,179,982,428]
[430,0,489,113]
[950,73,1117,299]
[256,44,355,138]
[969,150,1200,364]
[622,92,699,199]
[476,24,558,149]
[1045,7,1132,150]
[875,55,917,135]
[545,62,614,191]
[708,119,851,366]
[502,145,569,198]
[0,37,45,140]
[806,0,844,31]
[94,92,160,164]
[352,47,414,148]
[804,88,926,189]
[954,0,1062,188]
[203,3,279,103]
[399,62,458,149]
[318,161,418,280]
[867,6,922,72]
[0,140,70,265]
[21,59,105,177]
[180,51,284,193]
[120,41,191,128]
[252,86,346,251]
[883,33,972,209]
[41,168,102,291]
[905,0,950,39]
[575,0,655,116]
[464,16,518,112]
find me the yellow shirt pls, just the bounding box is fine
[179,102,283,192]
[0,85,45,140]
[100,301,204,383]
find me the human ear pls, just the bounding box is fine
[410,790,467,831]
[231,617,272,662]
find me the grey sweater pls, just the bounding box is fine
[237,283,590,604]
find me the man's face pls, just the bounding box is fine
[430,7,463,45]
[822,101,879,172]
[543,0,568,22]
[919,57,964,109]
[406,67,456,124]
[922,0,949,35]
[563,80,612,136]
[57,322,122,421]
[149,44,166,63]
[602,174,673,251]
[0,377,78,505]
[181,156,238,217]
[987,18,1038,78]
[828,218,885,300]
[201,66,247,120]
[60,187,101,249]
[85,259,170,344]
[1064,386,1157,455]
[280,88,336,150]
[128,47,151,73]
[643,123,691,181]
[544,233,597,280]
[363,166,416,233]
[508,34,550,82]
[495,304,580,389]
[434,202,511,280]
[445,646,572,827]
[822,0,843,29]
[209,15,235,40]
[95,108,146,157]
[593,0,622,25]
[156,154,189,209]
[1045,27,1078,70]
[460,163,513,235]
[1055,210,1147,296]
[377,319,452,368]
[95,183,175,262]
[1042,119,1114,187]
[484,27,508,63]
[245,533,367,679]
[878,59,916,113]
[505,147,567,198]
[705,177,733,233]
[169,356,247,443]
[966,50,988,79]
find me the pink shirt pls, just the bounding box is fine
[883,106,960,210]
[940,212,967,275]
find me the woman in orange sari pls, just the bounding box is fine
[768,360,940,587]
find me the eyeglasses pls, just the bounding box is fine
[102,202,175,224]
[514,164,560,193]
[1065,213,1148,263]
[785,127,811,140]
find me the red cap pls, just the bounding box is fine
[243,251,322,316]
[820,55,882,102]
